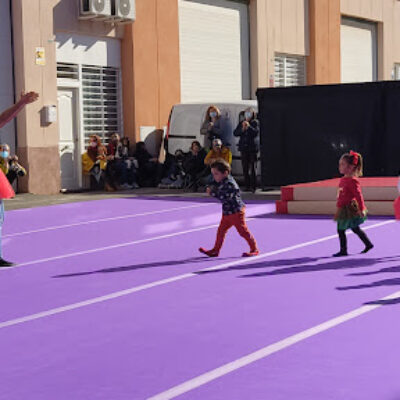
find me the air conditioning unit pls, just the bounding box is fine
[79,0,112,20]
[111,0,136,23]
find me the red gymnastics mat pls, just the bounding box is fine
[277,177,398,216]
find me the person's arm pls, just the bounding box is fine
[0,92,39,129]
[222,148,232,165]
[82,153,95,174]
[200,120,209,136]
[247,119,260,138]
[353,179,366,213]
[204,150,213,165]
[210,119,222,136]
[233,122,243,137]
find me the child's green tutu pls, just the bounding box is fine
[334,201,367,231]
[336,215,367,231]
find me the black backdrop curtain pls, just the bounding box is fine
[257,81,400,187]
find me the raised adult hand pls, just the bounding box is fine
[20,91,39,105]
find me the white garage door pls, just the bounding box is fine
[0,1,15,150]
[178,0,250,102]
[341,18,377,83]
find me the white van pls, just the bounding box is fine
[165,101,258,176]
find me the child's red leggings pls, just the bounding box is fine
[212,209,257,252]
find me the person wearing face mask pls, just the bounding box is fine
[0,144,27,186]
[82,135,109,191]
[200,106,224,149]
[234,107,259,192]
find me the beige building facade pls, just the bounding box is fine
[2,0,400,194]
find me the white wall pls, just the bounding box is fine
[0,0,15,151]
[56,33,121,67]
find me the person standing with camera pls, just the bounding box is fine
[0,144,27,185]
[234,107,259,193]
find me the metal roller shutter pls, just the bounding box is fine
[341,18,377,83]
[178,0,250,102]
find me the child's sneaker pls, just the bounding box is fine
[0,258,14,267]
[361,244,374,254]
[242,249,259,257]
[199,247,219,257]
[333,251,348,257]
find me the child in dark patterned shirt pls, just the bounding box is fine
[199,160,259,257]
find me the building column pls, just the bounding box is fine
[121,0,181,144]
[12,0,60,194]
[307,0,341,85]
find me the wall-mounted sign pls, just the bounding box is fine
[35,47,45,65]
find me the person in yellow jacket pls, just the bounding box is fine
[0,144,27,186]
[204,138,232,166]
[191,139,232,192]
[82,135,109,190]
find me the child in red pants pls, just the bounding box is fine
[199,160,259,257]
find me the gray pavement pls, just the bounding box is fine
[4,188,281,211]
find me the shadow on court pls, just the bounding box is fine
[196,256,387,278]
[53,256,237,278]
[364,297,400,306]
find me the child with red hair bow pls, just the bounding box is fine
[333,151,373,257]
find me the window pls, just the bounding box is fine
[274,54,306,87]
[82,65,122,146]
[56,62,123,148]
[56,63,79,80]
[394,64,400,80]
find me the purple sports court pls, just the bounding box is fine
[0,197,399,400]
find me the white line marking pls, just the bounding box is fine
[3,203,211,238]
[0,220,393,329]
[148,288,400,400]
[0,273,194,329]
[2,222,226,270]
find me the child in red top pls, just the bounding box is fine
[333,151,373,257]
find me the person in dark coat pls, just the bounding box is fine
[134,141,163,187]
[183,141,207,185]
[233,107,259,192]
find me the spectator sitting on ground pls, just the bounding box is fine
[193,139,232,191]
[158,149,187,189]
[204,138,232,166]
[82,135,108,191]
[106,133,136,190]
[120,136,130,159]
[0,144,27,186]
[134,141,163,187]
[183,140,207,190]
[119,136,139,188]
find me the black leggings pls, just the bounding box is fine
[241,152,257,190]
[338,226,372,251]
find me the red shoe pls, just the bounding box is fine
[199,247,219,257]
[242,249,260,257]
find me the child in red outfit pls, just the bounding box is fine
[333,151,373,257]
[199,160,259,258]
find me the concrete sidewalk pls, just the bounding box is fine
[4,188,281,211]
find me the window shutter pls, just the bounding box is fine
[274,54,306,87]
[82,65,121,146]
